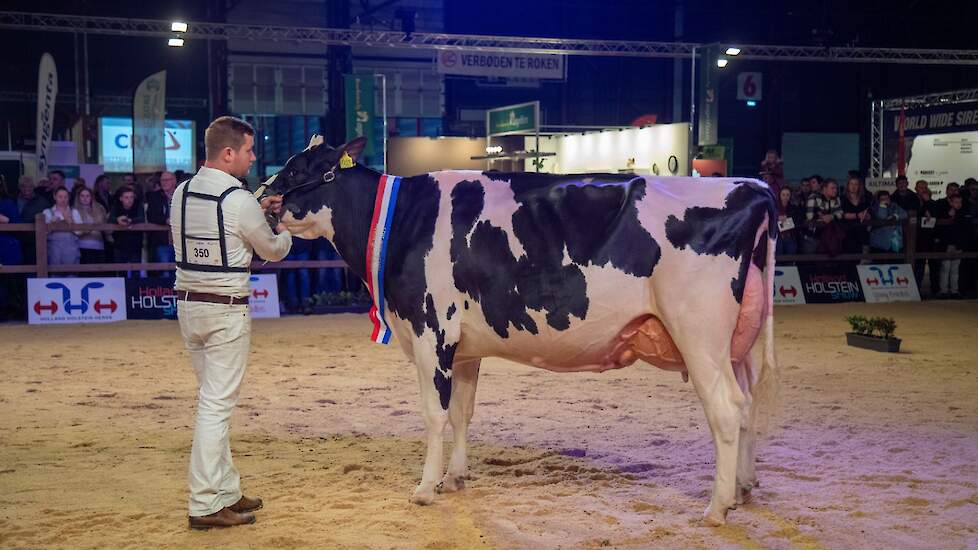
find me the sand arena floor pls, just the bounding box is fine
[1,301,977,549]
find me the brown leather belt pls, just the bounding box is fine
[176,291,250,305]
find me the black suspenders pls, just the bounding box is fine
[177,179,249,273]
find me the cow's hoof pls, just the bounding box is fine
[736,483,754,506]
[437,475,465,493]
[410,487,436,506]
[702,505,728,526]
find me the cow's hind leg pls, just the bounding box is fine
[733,354,758,505]
[439,358,481,493]
[409,341,454,505]
[685,346,745,525]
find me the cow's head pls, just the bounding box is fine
[262,136,368,240]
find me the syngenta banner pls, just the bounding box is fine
[35,53,58,177]
[133,70,167,173]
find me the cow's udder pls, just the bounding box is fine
[608,314,686,371]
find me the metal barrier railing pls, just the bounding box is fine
[1,214,975,275]
[0,214,350,277]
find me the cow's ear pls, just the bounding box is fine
[340,137,367,161]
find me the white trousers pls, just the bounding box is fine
[178,300,252,517]
[940,245,961,294]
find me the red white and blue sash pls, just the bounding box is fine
[365,174,401,344]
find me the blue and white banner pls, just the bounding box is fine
[249,274,280,319]
[773,266,806,306]
[857,264,920,303]
[28,277,126,325]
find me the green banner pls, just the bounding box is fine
[697,44,719,146]
[487,101,538,136]
[344,74,375,157]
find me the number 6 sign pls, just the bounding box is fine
[737,72,762,101]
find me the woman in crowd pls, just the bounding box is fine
[0,183,23,265]
[72,185,108,265]
[776,186,804,258]
[869,190,908,253]
[840,175,871,254]
[42,186,83,265]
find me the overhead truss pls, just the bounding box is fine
[2,11,978,65]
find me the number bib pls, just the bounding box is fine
[185,238,222,266]
[778,218,795,232]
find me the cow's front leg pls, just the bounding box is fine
[439,358,481,493]
[409,340,455,505]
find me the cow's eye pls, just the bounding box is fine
[289,170,297,178]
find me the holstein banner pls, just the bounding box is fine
[132,70,167,173]
[35,53,58,178]
[773,266,806,305]
[436,50,564,80]
[126,277,178,320]
[857,264,920,303]
[28,278,126,325]
[249,274,280,318]
[798,265,864,304]
[344,74,376,158]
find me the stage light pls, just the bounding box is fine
[725,47,741,56]
[171,21,188,33]
[168,37,185,47]
[716,58,729,68]
[746,100,757,107]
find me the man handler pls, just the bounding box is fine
[171,116,291,529]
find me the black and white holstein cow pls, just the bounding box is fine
[263,136,779,525]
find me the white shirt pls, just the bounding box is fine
[172,166,292,297]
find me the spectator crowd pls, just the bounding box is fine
[774,171,978,299]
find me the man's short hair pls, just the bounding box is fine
[49,169,66,179]
[205,116,255,160]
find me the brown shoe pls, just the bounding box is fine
[188,507,256,530]
[229,495,263,513]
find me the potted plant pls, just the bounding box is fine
[845,315,901,353]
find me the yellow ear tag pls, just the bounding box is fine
[339,153,354,169]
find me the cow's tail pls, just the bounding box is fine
[752,215,780,434]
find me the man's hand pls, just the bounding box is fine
[260,195,284,215]
[820,214,833,224]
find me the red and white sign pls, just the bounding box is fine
[857,264,920,303]
[737,72,762,101]
[436,50,564,80]
[773,266,805,305]
[28,277,127,324]
[249,274,280,319]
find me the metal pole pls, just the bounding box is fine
[73,32,80,114]
[206,40,214,121]
[378,73,387,172]
[83,32,90,116]
[688,45,696,175]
